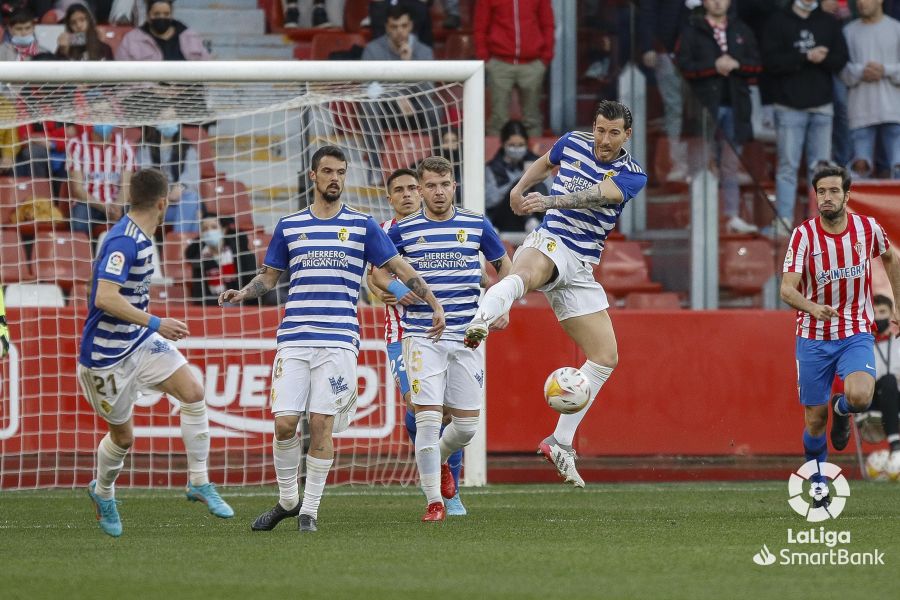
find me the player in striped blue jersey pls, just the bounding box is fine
[465,100,649,488]
[78,169,233,538]
[368,168,468,516]
[385,156,512,522]
[218,146,444,532]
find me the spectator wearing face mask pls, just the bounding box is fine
[0,9,50,61]
[185,217,258,305]
[866,294,900,464]
[484,119,549,232]
[56,4,114,61]
[138,118,201,233]
[115,0,210,61]
[66,122,135,238]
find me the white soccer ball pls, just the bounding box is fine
[886,451,900,482]
[865,449,891,481]
[543,367,592,415]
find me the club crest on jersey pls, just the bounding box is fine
[337,227,349,242]
[411,379,420,394]
[854,242,864,260]
[456,229,467,243]
[100,400,112,414]
[546,240,557,252]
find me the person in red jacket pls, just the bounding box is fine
[474,0,555,139]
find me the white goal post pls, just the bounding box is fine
[0,60,488,489]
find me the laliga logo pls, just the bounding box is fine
[788,460,850,522]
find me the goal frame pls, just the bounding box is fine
[1,60,488,487]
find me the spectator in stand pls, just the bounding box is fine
[115,0,210,61]
[640,0,690,183]
[283,0,344,28]
[185,217,257,305]
[137,111,202,233]
[475,0,555,139]
[0,9,50,61]
[761,0,848,233]
[66,121,135,237]
[677,0,763,234]
[820,0,854,167]
[369,0,433,47]
[362,3,432,61]
[485,119,549,232]
[841,0,900,179]
[56,3,114,61]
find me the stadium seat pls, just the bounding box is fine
[0,178,55,232]
[593,241,663,296]
[310,33,366,60]
[196,132,217,179]
[200,177,254,230]
[485,136,501,162]
[248,230,272,269]
[379,132,432,178]
[442,33,475,59]
[719,239,776,295]
[2,283,66,308]
[162,231,195,298]
[624,292,682,310]
[95,26,133,55]
[343,0,370,32]
[33,231,93,292]
[0,229,33,283]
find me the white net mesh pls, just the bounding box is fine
[0,77,468,489]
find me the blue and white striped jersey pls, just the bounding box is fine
[539,131,648,264]
[79,216,155,369]
[264,204,398,355]
[389,208,505,342]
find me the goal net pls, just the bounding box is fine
[0,61,485,490]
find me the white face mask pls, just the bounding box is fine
[794,0,819,11]
[201,228,223,248]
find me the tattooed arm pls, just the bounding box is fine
[218,265,283,306]
[517,177,625,215]
[383,255,445,340]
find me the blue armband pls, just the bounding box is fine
[147,315,161,332]
[387,280,412,299]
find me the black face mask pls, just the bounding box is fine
[875,318,891,334]
[149,18,172,34]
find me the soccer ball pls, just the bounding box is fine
[887,451,900,481]
[543,367,592,414]
[865,449,891,480]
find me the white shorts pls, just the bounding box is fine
[403,336,485,411]
[77,333,187,425]
[270,346,358,433]
[517,229,609,321]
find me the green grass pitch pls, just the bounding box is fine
[1,482,897,599]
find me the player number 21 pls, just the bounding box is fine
[92,374,118,397]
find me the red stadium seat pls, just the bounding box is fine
[0,178,54,232]
[624,292,682,310]
[95,26,133,55]
[0,229,33,283]
[33,231,93,292]
[310,33,366,60]
[720,239,776,295]
[247,229,272,270]
[200,177,254,230]
[593,240,663,296]
[442,33,475,59]
[343,0,370,32]
[379,132,432,178]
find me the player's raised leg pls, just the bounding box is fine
[156,364,233,518]
[536,310,616,488]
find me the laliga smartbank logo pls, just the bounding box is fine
[751,460,885,567]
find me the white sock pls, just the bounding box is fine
[273,435,302,510]
[552,360,614,447]
[180,402,210,486]
[415,411,443,505]
[476,274,525,326]
[439,415,480,462]
[300,455,334,519]
[95,433,128,500]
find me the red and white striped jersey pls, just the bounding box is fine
[381,218,403,344]
[784,214,890,340]
[66,130,135,204]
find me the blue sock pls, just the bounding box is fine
[803,430,828,485]
[404,410,416,442]
[835,393,867,415]
[448,449,463,491]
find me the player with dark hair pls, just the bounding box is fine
[464,100,648,487]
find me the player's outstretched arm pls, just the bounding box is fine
[518,177,625,214]
[510,151,555,215]
[218,265,283,306]
[95,280,189,341]
[384,255,445,340]
[780,272,838,321]
[880,247,900,327]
